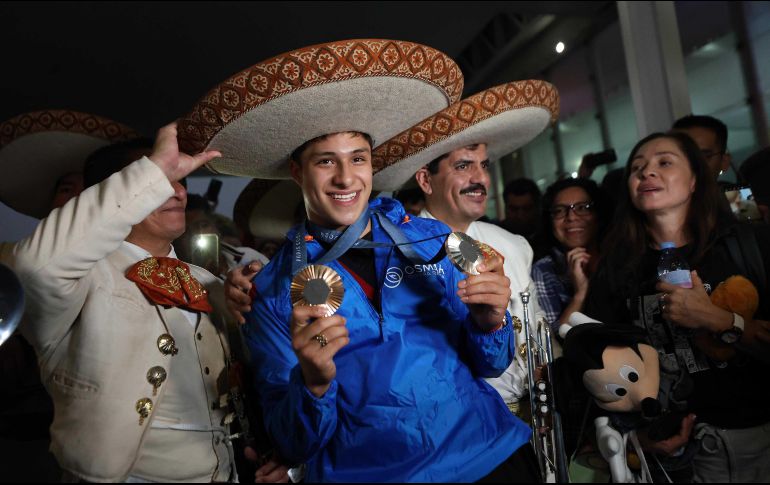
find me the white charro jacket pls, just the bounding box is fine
[9,158,236,482]
[420,209,550,403]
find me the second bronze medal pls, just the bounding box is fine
[445,232,485,275]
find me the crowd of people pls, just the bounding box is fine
[0,38,769,484]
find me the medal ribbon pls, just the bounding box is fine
[291,208,447,275]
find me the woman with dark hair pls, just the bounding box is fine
[531,177,611,334]
[583,132,770,482]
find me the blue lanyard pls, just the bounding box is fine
[291,209,447,276]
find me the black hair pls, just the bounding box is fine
[503,177,542,206]
[540,177,612,250]
[599,131,732,294]
[393,187,425,205]
[672,114,728,153]
[289,131,373,164]
[83,137,155,188]
[186,194,212,213]
[424,144,482,174]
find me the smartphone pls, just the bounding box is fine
[582,149,617,169]
[191,233,220,272]
[723,185,762,222]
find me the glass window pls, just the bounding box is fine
[521,126,557,192]
[559,110,603,181]
[684,32,759,179]
[604,87,638,172]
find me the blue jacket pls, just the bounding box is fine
[243,198,530,482]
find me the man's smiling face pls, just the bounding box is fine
[417,144,491,230]
[290,132,373,230]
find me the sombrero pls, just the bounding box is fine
[233,179,304,241]
[178,39,464,179]
[0,110,139,218]
[371,80,559,191]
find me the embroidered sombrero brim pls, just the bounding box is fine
[233,179,304,241]
[178,39,464,179]
[371,80,559,191]
[0,110,139,218]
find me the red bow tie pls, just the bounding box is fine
[126,257,213,313]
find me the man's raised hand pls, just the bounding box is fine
[149,121,221,182]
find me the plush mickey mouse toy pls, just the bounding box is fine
[559,314,686,483]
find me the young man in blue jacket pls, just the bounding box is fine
[189,40,538,482]
[243,131,537,482]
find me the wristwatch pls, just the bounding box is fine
[717,313,745,345]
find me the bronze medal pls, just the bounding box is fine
[136,397,153,425]
[290,265,344,318]
[445,232,484,275]
[146,366,167,396]
[157,334,178,356]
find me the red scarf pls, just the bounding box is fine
[126,257,213,313]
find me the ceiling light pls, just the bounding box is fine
[571,172,578,178]
[555,42,565,54]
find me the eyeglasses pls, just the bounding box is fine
[550,201,593,219]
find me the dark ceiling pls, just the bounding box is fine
[0,1,615,138]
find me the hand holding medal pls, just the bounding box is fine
[445,232,511,332]
[289,264,349,398]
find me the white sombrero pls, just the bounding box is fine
[178,39,464,179]
[233,179,304,241]
[371,80,560,191]
[0,110,139,218]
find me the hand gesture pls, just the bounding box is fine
[565,247,591,296]
[457,250,512,332]
[149,121,221,182]
[291,306,349,397]
[656,271,733,332]
[225,261,264,325]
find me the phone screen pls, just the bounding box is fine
[724,186,762,222]
[191,233,220,272]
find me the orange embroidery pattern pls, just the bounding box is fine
[178,39,464,154]
[0,110,139,148]
[126,257,212,313]
[370,80,559,171]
